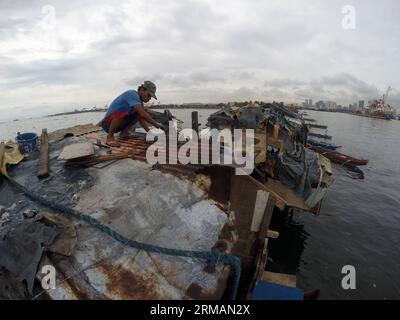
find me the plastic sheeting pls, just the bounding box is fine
[0,220,61,295]
[207,106,264,129]
[276,146,320,198]
[1,132,233,300]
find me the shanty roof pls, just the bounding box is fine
[1,124,275,300]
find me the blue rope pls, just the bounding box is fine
[5,176,241,299]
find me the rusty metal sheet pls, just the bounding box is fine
[43,158,231,300]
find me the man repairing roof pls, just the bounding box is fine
[100,80,165,146]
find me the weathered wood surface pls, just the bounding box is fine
[37,129,50,178]
[262,271,297,288]
[0,142,5,176]
[58,142,95,160]
[191,111,199,136]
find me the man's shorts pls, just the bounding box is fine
[101,111,139,133]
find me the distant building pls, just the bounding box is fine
[349,103,358,111]
[325,101,337,109]
[359,100,365,109]
[315,101,325,109]
[303,99,313,108]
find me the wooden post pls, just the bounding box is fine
[37,129,50,179]
[191,111,199,137]
[0,142,5,178]
[191,111,200,164]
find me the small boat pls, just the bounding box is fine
[344,164,364,179]
[308,132,332,140]
[307,145,369,166]
[306,123,328,129]
[307,138,341,150]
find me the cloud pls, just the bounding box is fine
[262,73,388,104]
[264,78,307,87]
[0,0,399,119]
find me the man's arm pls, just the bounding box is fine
[134,104,161,128]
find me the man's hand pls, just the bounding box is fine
[155,122,167,131]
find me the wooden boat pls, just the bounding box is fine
[307,145,369,166]
[307,138,341,150]
[306,123,328,129]
[344,164,364,179]
[308,132,332,140]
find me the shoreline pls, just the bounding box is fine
[46,106,222,117]
[299,107,398,120]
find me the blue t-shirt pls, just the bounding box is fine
[104,90,143,119]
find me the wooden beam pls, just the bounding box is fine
[37,129,50,179]
[65,151,146,167]
[250,190,270,232]
[262,271,297,288]
[0,142,5,178]
[191,111,199,137]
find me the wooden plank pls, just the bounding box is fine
[191,111,199,136]
[253,238,269,285]
[258,195,276,242]
[58,142,95,160]
[0,142,5,177]
[261,271,297,288]
[264,179,309,210]
[250,190,270,232]
[65,152,146,167]
[37,129,50,179]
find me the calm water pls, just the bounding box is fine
[1,108,399,299]
[269,110,400,299]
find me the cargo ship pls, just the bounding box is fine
[367,86,396,120]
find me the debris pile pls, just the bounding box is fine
[207,103,334,212]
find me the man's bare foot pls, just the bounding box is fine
[106,138,121,147]
[119,129,133,138]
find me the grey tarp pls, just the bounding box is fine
[207,106,264,129]
[0,217,62,296]
[276,144,320,198]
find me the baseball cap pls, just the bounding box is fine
[142,80,157,100]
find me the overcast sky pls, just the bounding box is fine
[0,0,399,120]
